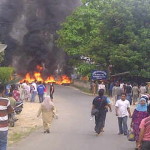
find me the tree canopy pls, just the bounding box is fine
[57,0,150,78]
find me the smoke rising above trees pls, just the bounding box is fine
[0,0,81,77]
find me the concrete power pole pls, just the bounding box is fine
[0,43,7,52]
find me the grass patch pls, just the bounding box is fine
[8,126,41,146]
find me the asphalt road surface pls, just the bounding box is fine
[8,85,135,150]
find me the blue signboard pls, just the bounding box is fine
[91,70,107,80]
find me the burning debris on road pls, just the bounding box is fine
[20,65,71,85]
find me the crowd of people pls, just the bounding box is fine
[1,79,150,150]
[111,82,149,105]
[5,81,55,103]
[91,81,150,150]
[91,80,150,105]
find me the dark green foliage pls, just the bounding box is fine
[57,0,150,78]
[0,67,14,84]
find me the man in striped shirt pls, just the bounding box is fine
[0,84,13,150]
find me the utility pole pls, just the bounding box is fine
[0,43,7,52]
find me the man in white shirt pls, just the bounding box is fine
[115,93,131,135]
[98,81,106,93]
[30,81,37,102]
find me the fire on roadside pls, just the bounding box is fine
[19,66,71,85]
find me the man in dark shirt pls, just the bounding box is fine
[50,83,54,101]
[91,89,112,135]
[125,82,132,105]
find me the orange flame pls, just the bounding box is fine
[45,76,55,84]
[20,66,71,85]
[61,75,71,84]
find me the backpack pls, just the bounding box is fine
[93,96,107,111]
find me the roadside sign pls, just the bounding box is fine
[91,70,107,80]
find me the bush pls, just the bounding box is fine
[0,67,14,84]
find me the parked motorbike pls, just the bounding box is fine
[14,101,23,114]
[8,113,18,127]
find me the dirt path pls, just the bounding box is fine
[8,101,42,145]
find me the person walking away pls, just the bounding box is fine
[138,115,150,150]
[37,95,55,133]
[139,83,147,98]
[125,82,132,105]
[132,83,139,105]
[30,81,37,102]
[91,89,112,135]
[131,98,149,150]
[115,93,132,135]
[112,82,122,103]
[37,82,45,103]
[50,83,54,101]
[0,84,14,150]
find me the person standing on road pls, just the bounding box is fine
[115,93,132,135]
[37,82,45,103]
[112,82,122,102]
[50,83,54,101]
[12,86,21,102]
[132,83,139,105]
[139,83,147,97]
[131,97,149,150]
[91,80,97,96]
[25,82,30,101]
[98,81,106,93]
[0,84,14,150]
[91,89,112,135]
[30,81,37,102]
[125,82,132,105]
[21,81,28,101]
[138,115,150,150]
[147,84,150,95]
[37,95,55,133]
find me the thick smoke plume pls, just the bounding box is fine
[0,0,81,77]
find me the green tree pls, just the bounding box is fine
[0,67,14,84]
[57,0,150,78]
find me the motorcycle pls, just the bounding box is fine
[8,101,23,127]
[8,113,18,127]
[14,101,23,114]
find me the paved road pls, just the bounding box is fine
[8,85,135,150]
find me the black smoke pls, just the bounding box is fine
[0,0,81,77]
